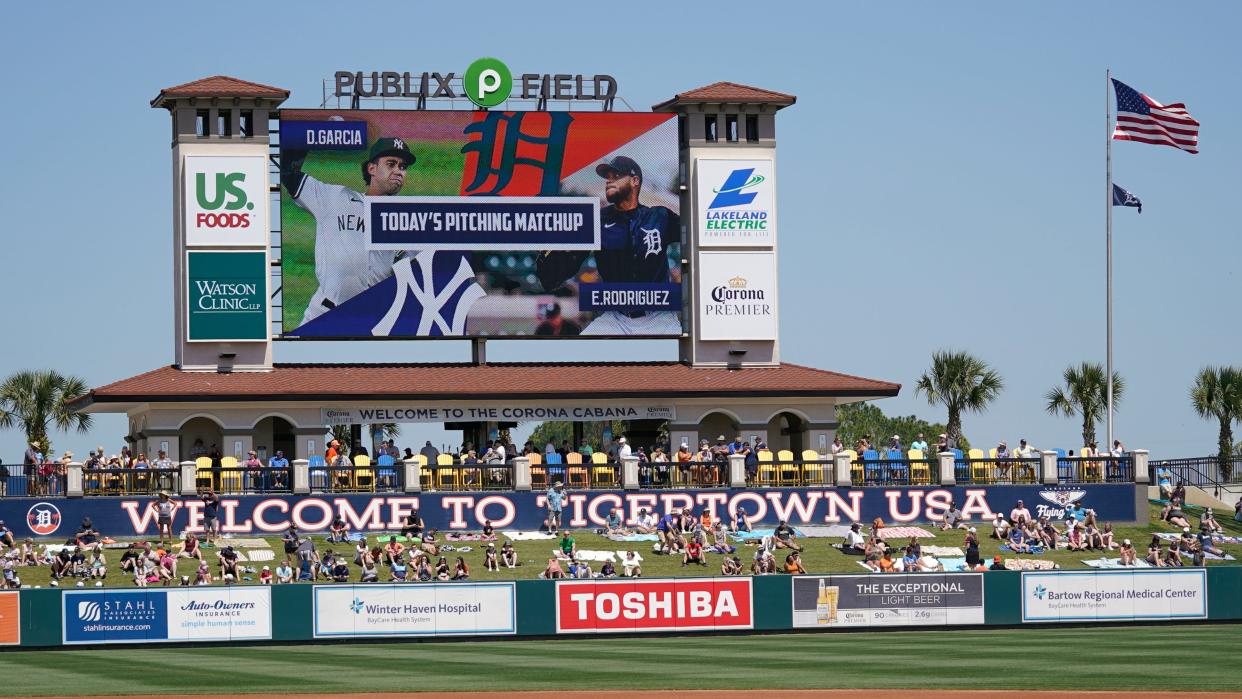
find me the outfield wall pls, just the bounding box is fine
[4,566,1239,648]
[0,483,1144,539]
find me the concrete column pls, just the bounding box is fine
[1040,450,1059,485]
[728,454,747,488]
[66,462,83,498]
[513,456,532,492]
[834,452,852,487]
[292,459,310,495]
[938,452,956,486]
[1132,449,1150,484]
[179,461,197,495]
[402,459,421,493]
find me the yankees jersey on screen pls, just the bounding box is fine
[289,175,483,336]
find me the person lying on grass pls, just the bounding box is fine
[1161,500,1192,530]
[783,551,807,574]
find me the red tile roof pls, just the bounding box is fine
[653,82,796,111]
[151,76,289,107]
[74,362,898,407]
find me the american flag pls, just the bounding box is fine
[1112,78,1199,154]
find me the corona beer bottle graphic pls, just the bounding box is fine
[816,578,831,624]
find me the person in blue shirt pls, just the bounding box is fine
[656,509,679,554]
[728,436,746,454]
[1156,466,1174,499]
[268,450,290,490]
[733,507,752,533]
[545,482,566,533]
[1008,525,1032,554]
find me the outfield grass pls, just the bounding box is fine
[22,502,1242,589]
[0,624,1237,695]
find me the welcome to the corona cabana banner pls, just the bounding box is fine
[5,484,1139,539]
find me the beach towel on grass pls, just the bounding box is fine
[920,546,964,557]
[446,533,488,541]
[608,533,658,542]
[1000,545,1046,554]
[1004,559,1057,571]
[797,525,855,538]
[1156,532,1242,545]
[876,527,936,540]
[246,549,275,561]
[554,549,614,562]
[226,538,270,548]
[939,557,968,572]
[1083,558,1152,569]
[502,530,557,541]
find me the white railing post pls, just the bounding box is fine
[938,452,956,486]
[179,461,197,496]
[66,462,84,498]
[402,459,421,493]
[622,456,640,490]
[1132,449,1150,484]
[292,459,310,495]
[1040,451,1059,485]
[833,452,852,487]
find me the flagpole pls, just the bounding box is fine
[1105,69,1114,451]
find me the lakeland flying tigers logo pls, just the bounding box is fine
[1038,489,1087,508]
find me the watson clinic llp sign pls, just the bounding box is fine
[187,251,268,342]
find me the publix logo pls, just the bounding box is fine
[195,171,254,229]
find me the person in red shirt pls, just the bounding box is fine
[683,539,707,567]
[258,566,273,584]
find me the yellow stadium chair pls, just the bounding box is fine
[777,449,797,485]
[844,449,862,484]
[968,448,989,484]
[353,455,371,467]
[195,456,213,490]
[908,449,929,484]
[528,452,543,465]
[589,452,614,487]
[1080,448,1101,482]
[801,449,822,484]
[567,452,583,465]
[219,456,242,492]
[591,452,608,465]
[757,449,775,485]
[417,454,432,490]
[436,453,457,490]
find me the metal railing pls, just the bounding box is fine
[309,465,401,493]
[1055,455,1133,484]
[1150,456,1242,489]
[530,463,622,490]
[0,470,66,497]
[954,458,1040,485]
[755,459,836,487]
[84,469,180,496]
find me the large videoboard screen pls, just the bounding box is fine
[278,110,681,338]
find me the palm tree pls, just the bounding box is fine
[1045,362,1125,448]
[914,350,1003,448]
[1190,366,1242,482]
[0,370,93,457]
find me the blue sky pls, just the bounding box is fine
[0,2,1237,461]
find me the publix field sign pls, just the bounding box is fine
[187,251,268,342]
[183,155,269,246]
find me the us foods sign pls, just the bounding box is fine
[183,155,269,247]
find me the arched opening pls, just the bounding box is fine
[179,416,223,461]
[766,411,807,453]
[696,411,740,448]
[253,416,296,462]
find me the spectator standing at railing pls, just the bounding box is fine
[0,462,7,498]
[910,433,928,453]
[617,436,632,460]
[888,435,903,452]
[935,434,949,453]
[1155,466,1174,499]
[728,436,746,455]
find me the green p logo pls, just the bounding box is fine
[464,57,512,108]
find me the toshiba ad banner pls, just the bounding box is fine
[62,588,271,644]
[792,574,984,629]
[279,110,681,338]
[556,578,753,633]
[1021,569,1207,623]
[313,583,516,638]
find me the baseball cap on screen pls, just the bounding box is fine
[362,137,417,169]
[595,156,641,180]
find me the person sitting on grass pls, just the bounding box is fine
[903,545,923,572]
[481,519,496,542]
[316,550,337,581]
[415,557,434,582]
[721,555,742,576]
[195,560,213,585]
[257,565,272,584]
[383,536,405,568]
[835,522,867,555]
[605,508,628,536]
[331,558,350,583]
[158,550,177,586]
[541,557,565,579]
[939,501,968,531]
[878,549,898,572]
[1037,517,1059,550]
[359,549,379,582]
[177,532,203,566]
[400,510,425,540]
[451,556,470,580]
[1021,517,1041,546]
[569,558,592,579]
[19,539,38,567]
[1197,526,1226,559]
[1201,508,1224,534]
[1146,536,1164,567]
[559,531,577,560]
[434,556,451,580]
[484,543,499,572]
[1066,523,1087,552]
[88,546,107,580]
[621,550,642,577]
[218,545,240,580]
[390,554,408,582]
[1164,541,1184,567]
[1114,538,1135,566]
[419,529,440,557]
[752,545,776,575]
[711,519,737,554]
[964,528,981,567]
[327,516,349,543]
[733,506,752,534]
[783,551,807,574]
[275,559,293,584]
[599,560,617,578]
[773,521,803,552]
[990,513,1011,540]
[1162,500,1191,530]
[683,539,707,567]
[501,541,518,568]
